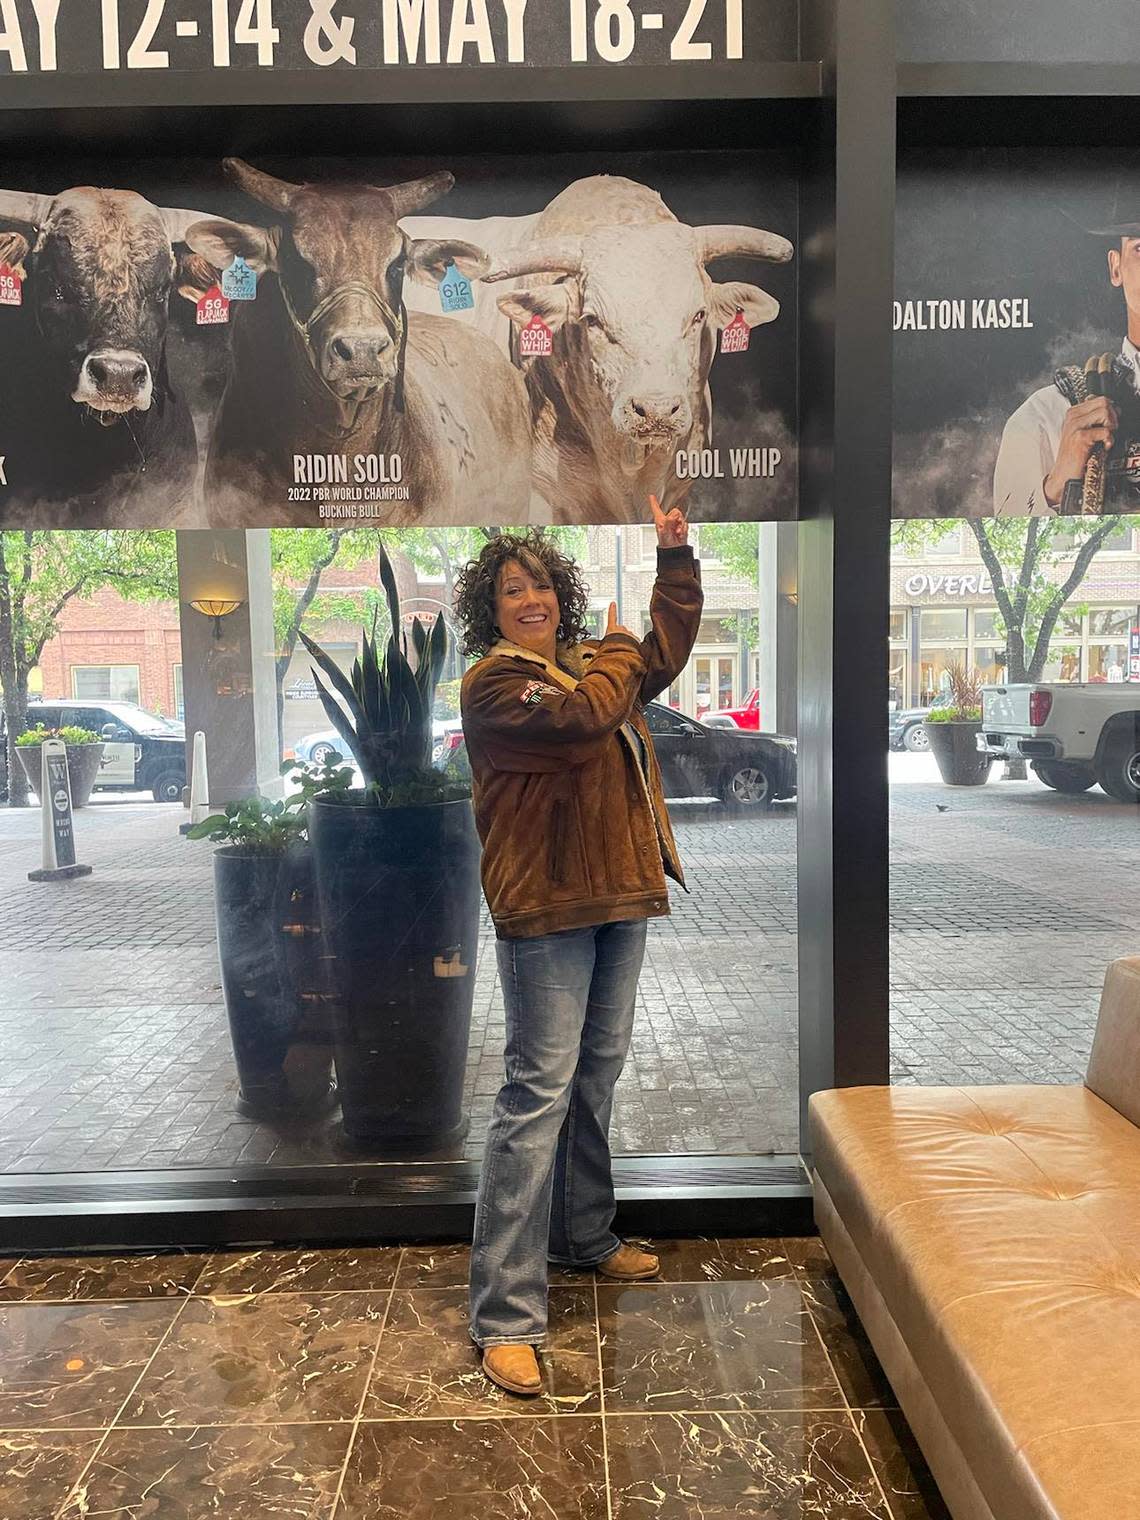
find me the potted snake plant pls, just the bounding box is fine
[925,663,993,787]
[299,540,480,1153]
[187,766,350,1119]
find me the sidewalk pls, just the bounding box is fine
[0,758,1134,1173]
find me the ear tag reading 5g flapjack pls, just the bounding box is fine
[196,285,231,326]
[0,264,23,307]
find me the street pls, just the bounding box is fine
[0,754,1134,1172]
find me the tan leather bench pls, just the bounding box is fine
[808,955,1140,1520]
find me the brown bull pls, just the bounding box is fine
[186,159,532,527]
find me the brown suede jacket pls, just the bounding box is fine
[461,545,703,939]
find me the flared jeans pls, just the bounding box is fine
[468,917,648,1348]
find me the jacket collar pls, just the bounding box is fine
[485,638,592,694]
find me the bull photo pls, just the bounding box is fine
[894,147,1140,519]
[0,150,797,531]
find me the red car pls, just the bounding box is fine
[706,688,761,731]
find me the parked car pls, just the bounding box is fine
[425,704,797,808]
[704,688,761,730]
[888,692,953,752]
[291,720,459,772]
[978,682,1140,801]
[0,698,187,802]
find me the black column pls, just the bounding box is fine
[796,0,896,1145]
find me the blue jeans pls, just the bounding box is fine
[468,918,648,1348]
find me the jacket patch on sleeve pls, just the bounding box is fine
[520,679,560,706]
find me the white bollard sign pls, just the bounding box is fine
[28,740,93,882]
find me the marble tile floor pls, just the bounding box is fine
[0,1233,951,1519]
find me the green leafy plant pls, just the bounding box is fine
[186,759,356,849]
[925,663,983,723]
[16,724,100,746]
[298,539,468,808]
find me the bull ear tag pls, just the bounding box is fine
[0,263,23,307]
[196,284,231,326]
[519,314,554,358]
[222,255,258,302]
[720,310,750,355]
[439,262,474,314]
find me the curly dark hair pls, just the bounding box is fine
[454,530,592,658]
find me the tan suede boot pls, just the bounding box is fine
[596,1241,660,1280]
[482,1343,544,1395]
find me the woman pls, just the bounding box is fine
[454,498,702,1396]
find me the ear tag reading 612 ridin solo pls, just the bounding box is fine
[439,262,475,313]
[0,264,23,307]
[720,310,750,354]
[196,285,230,326]
[222,255,258,302]
[519,314,554,358]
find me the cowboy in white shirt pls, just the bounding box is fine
[994,223,1140,517]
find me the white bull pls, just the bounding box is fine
[404,175,792,523]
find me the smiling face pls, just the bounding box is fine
[495,557,561,660]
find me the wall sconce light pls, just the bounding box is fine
[190,598,244,639]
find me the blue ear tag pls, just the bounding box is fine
[222,255,258,302]
[439,262,475,313]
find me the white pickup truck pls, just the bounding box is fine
[978,684,1140,802]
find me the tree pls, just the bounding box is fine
[892,515,1140,682]
[698,522,760,583]
[0,532,176,807]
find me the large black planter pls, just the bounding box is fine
[213,844,337,1118]
[17,741,105,808]
[309,793,481,1151]
[925,721,992,787]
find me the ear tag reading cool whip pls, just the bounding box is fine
[222,255,258,302]
[439,262,475,313]
[0,264,23,307]
[196,284,231,326]
[519,314,554,358]
[720,310,750,354]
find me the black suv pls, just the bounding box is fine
[1,699,187,803]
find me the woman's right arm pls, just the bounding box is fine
[461,636,647,772]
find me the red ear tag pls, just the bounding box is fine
[519,314,554,357]
[196,285,231,326]
[720,310,750,354]
[0,264,23,307]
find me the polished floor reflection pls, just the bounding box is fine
[0,1235,949,1518]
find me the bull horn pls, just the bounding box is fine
[385,171,455,219]
[223,157,299,213]
[160,207,222,245]
[696,225,794,265]
[0,190,53,227]
[482,238,584,283]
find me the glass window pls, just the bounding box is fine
[1089,607,1131,637]
[973,645,1003,686]
[173,665,184,720]
[1058,608,1083,637]
[887,650,908,710]
[919,608,968,641]
[972,608,1003,641]
[72,664,140,703]
[697,614,738,645]
[888,609,908,640]
[919,646,967,705]
[1042,644,1082,682]
[1088,642,1129,681]
[926,524,962,555]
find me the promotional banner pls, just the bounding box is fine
[894,149,1140,519]
[0,148,797,530]
[0,0,792,78]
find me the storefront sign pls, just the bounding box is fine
[903,572,993,597]
[0,0,776,78]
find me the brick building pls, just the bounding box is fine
[33,586,184,717]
